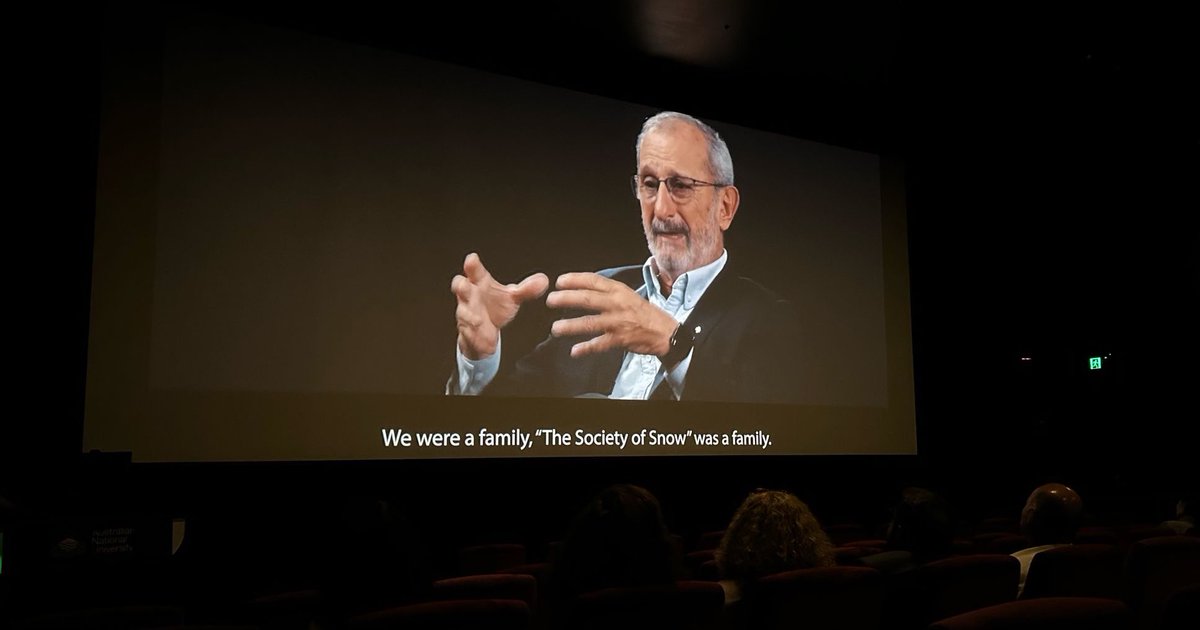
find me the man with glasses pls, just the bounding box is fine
[448,111,800,402]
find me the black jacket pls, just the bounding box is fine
[483,261,805,404]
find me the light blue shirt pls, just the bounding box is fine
[609,250,727,400]
[453,251,728,399]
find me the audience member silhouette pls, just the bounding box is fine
[551,484,680,607]
[715,489,835,605]
[1160,495,1196,535]
[1011,482,1083,597]
[319,496,433,620]
[861,487,954,574]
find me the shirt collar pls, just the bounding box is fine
[641,249,728,311]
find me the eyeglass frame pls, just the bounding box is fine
[630,174,728,202]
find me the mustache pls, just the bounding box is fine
[651,218,690,236]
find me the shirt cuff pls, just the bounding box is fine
[450,336,501,396]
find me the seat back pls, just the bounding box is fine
[915,554,1021,620]
[881,554,1018,630]
[566,581,724,630]
[458,544,528,575]
[243,588,322,630]
[752,566,883,630]
[1021,544,1123,599]
[1124,536,1200,630]
[13,605,184,630]
[928,596,1132,630]
[345,599,531,630]
[432,573,537,609]
[1159,582,1200,630]
[979,534,1030,555]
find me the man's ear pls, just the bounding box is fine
[717,185,740,231]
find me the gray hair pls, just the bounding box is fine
[636,111,734,185]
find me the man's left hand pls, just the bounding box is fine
[546,273,678,358]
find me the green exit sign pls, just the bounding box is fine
[1089,357,1103,370]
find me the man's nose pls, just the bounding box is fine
[652,184,678,217]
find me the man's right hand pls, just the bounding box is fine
[451,253,549,360]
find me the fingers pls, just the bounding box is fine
[463,252,492,284]
[451,273,487,315]
[450,274,471,299]
[551,314,606,337]
[545,289,605,311]
[555,272,616,291]
[452,276,486,329]
[509,272,549,303]
[571,334,615,358]
[455,301,485,329]
[453,271,497,359]
[548,273,637,311]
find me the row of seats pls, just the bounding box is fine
[18,573,1190,628]
[8,518,1195,629]
[347,594,1196,630]
[447,536,1198,630]
[454,522,1195,574]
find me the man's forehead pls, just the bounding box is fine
[637,123,710,173]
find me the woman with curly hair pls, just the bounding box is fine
[715,489,835,604]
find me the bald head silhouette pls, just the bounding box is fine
[1020,483,1083,545]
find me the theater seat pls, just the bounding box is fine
[1126,527,1177,545]
[1075,527,1119,546]
[1021,544,1123,600]
[1124,536,1200,630]
[431,574,537,609]
[685,549,716,577]
[978,535,1029,555]
[825,524,870,546]
[883,554,1019,630]
[458,544,528,575]
[975,517,1019,535]
[565,581,724,630]
[928,597,1132,629]
[752,566,883,630]
[13,605,184,630]
[243,588,322,630]
[1159,582,1200,630]
[694,530,725,551]
[344,599,530,630]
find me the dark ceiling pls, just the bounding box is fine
[193,1,1194,154]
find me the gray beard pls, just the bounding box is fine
[647,218,691,278]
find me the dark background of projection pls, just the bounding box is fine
[145,17,887,400]
[80,7,919,462]
[3,0,1195,518]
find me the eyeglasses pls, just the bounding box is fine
[631,174,726,202]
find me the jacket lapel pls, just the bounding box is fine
[583,262,742,396]
[679,260,741,355]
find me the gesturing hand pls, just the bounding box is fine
[546,272,679,358]
[451,253,549,360]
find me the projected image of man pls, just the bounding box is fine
[447,111,802,403]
